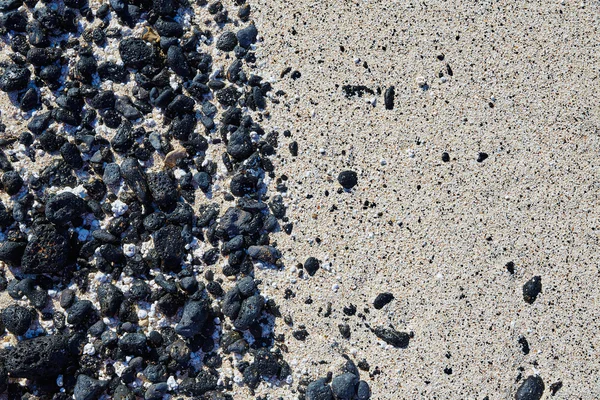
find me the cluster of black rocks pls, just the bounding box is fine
[0,0,312,397]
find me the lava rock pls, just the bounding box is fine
[523,276,542,304]
[331,373,359,400]
[227,126,253,161]
[120,157,150,203]
[74,374,106,400]
[372,326,410,348]
[337,170,358,189]
[119,38,154,68]
[222,287,242,319]
[67,300,94,325]
[175,299,209,338]
[0,64,30,92]
[147,171,178,210]
[4,334,72,378]
[97,283,124,317]
[234,294,263,330]
[45,192,86,225]
[118,333,147,356]
[21,224,70,274]
[154,224,185,269]
[2,171,23,195]
[103,163,121,186]
[0,241,26,266]
[306,378,333,400]
[247,245,281,264]
[515,375,545,400]
[216,31,238,51]
[237,24,258,48]
[373,292,394,309]
[2,304,31,335]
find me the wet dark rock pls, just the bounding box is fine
[45,192,85,225]
[2,304,31,335]
[337,170,358,189]
[373,292,394,309]
[515,375,545,400]
[21,224,70,274]
[331,373,359,400]
[4,335,72,378]
[74,374,107,400]
[523,276,542,304]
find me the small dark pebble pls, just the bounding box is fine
[337,170,358,189]
[523,276,542,304]
[373,292,394,309]
[477,152,489,162]
[515,375,544,400]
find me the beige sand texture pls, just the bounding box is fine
[248,0,600,398]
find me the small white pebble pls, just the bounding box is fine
[111,200,128,217]
[56,375,63,387]
[123,244,136,257]
[83,343,95,355]
[332,284,339,292]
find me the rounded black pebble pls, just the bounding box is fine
[216,31,238,52]
[0,64,30,92]
[74,374,107,400]
[119,38,154,68]
[515,375,545,400]
[1,171,23,195]
[331,373,359,400]
[337,170,358,189]
[522,276,542,304]
[1,304,31,335]
[373,292,394,309]
[441,152,450,162]
[306,378,333,400]
[304,257,320,276]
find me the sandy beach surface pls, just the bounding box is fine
[0,0,598,399]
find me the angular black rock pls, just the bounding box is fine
[74,374,107,400]
[45,192,85,225]
[372,326,410,348]
[21,224,70,274]
[373,292,394,309]
[2,304,31,335]
[306,378,333,400]
[175,299,209,338]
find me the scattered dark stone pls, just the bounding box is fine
[97,283,124,317]
[441,152,450,162]
[372,326,410,348]
[523,276,542,304]
[292,328,309,341]
[237,24,257,48]
[304,257,320,276]
[337,170,358,189]
[0,241,26,266]
[338,323,351,339]
[357,380,371,400]
[342,85,374,98]
[0,64,30,92]
[384,86,395,110]
[518,336,530,355]
[549,381,562,396]
[67,300,94,325]
[118,332,147,356]
[373,292,394,309]
[515,375,545,400]
[234,294,263,330]
[477,152,489,162]
[154,224,185,269]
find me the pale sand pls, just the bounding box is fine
[245,0,600,398]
